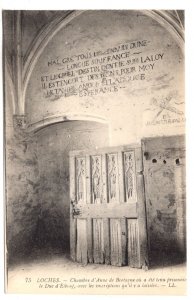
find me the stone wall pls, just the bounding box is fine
[5,77,40,263]
[142,135,186,265]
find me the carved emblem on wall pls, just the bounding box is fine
[76,157,86,203]
[13,115,26,130]
[144,91,185,126]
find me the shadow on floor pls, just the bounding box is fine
[7,245,187,271]
[149,250,186,269]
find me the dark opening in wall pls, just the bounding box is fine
[35,120,109,254]
[144,152,149,160]
[152,158,157,163]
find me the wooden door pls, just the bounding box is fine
[69,145,148,268]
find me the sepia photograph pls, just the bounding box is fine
[3,7,186,295]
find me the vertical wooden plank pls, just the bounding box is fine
[141,140,151,255]
[107,153,119,203]
[110,219,122,266]
[136,155,149,268]
[76,157,86,203]
[103,219,110,264]
[69,155,77,261]
[118,151,125,203]
[93,219,104,263]
[86,155,91,204]
[102,154,108,204]
[91,155,102,204]
[86,155,92,263]
[86,219,93,263]
[135,147,143,174]
[74,156,88,264]
[76,219,88,264]
[120,218,127,265]
[123,151,137,203]
[118,151,127,266]
[134,147,149,268]
[127,219,140,268]
[102,154,110,264]
[175,163,186,256]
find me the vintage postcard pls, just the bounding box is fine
[3,8,186,295]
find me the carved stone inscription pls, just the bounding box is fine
[40,40,164,99]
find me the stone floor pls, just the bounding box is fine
[6,250,186,295]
